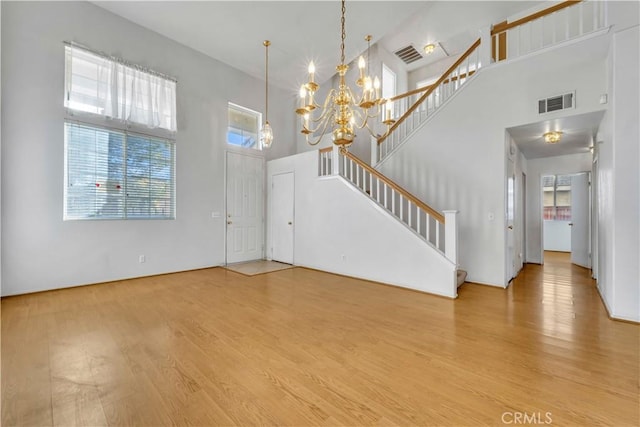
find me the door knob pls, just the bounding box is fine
[507,225,513,230]
[227,221,232,225]
[568,223,573,226]
[288,221,293,225]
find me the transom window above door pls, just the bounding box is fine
[227,103,262,150]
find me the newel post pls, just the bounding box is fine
[370,135,378,166]
[332,144,340,175]
[443,210,459,266]
[479,26,493,66]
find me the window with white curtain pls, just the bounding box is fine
[64,44,177,133]
[63,43,177,220]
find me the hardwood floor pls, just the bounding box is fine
[2,252,638,426]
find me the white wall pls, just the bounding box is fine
[525,153,592,264]
[377,33,607,287]
[0,1,296,296]
[596,24,640,322]
[267,151,458,298]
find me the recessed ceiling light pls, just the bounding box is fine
[543,131,562,144]
[423,43,436,54]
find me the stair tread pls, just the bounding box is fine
[456,269,468,287]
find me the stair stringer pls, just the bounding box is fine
[313,174,458,298]
[376,70,482,169]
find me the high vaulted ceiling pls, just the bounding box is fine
[92,1,544,93]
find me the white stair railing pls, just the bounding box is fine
[375,39,482,165]
[320,148,458,264]
[492,0,607,62]
[373,1,607,167]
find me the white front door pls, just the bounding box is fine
[571,172,590,268]
[226,152,264,264]
[271,172,294,264]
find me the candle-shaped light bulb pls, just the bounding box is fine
[299,85,306,108]
[358,56,366,80]
[364,76,371,99]
[386,102,392,121]
[308,61,315,82]
[303,112,310,128]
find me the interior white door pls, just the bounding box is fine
[271,172,294,264]
[571,172,590,268]
[506,159,516,281]
[226,152,264,264]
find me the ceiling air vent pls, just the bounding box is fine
[394,45,423,64]
[538,92,575,114]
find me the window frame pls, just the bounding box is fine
[63,120,176,221]
[226,102,263,151]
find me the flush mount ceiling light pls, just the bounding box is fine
[544,131,562,144]
[423,43,436,54]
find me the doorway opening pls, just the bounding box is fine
[541,172,590,268]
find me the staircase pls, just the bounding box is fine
[269,0,607,296]
[372,0,607,167]
[319,146,467,289]
[359,0,608,287]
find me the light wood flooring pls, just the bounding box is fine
[2,252,638,426]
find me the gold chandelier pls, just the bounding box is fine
[295,0,394,148]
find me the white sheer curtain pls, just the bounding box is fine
[65,44,177,132]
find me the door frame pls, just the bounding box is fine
[539,171,591,265]
[270,171,295,264]
[224,150,266,265]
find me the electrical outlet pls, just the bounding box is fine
[139,255,146,263]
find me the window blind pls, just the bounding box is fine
[64,122,175,220]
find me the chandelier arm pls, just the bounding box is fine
[305,111,335,145]
[308,91,337,123]
[351,108,369,130]
[346,86,365,106]
[351,108,383,138]
[304,113,331,133]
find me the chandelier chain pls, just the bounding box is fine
[340,0,346,65]
[264,41,269,121]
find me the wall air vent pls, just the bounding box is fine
[394,45,423,64]
[538,92,575,114]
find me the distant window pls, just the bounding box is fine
[64,122,175,220]
[543,174,571,220]
[227,103,262,150]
